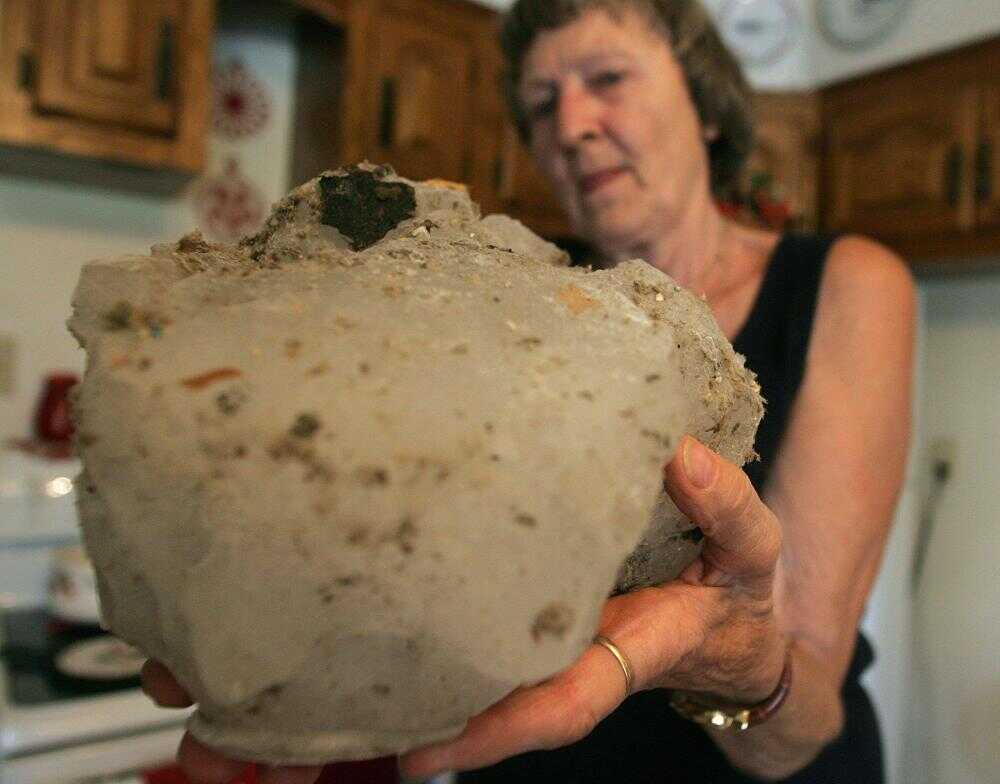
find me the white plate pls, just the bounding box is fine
[818,0,912,49]
[54,635,145,680]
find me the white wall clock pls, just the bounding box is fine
[718,0,800,67]
[818,0,913,50]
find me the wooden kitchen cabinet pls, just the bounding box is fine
[295,1,482,185]
[475,39,570,238]
[36,0,181,134]
[823,77,978,238]
[362,0,478,184]
[822,36,1000,265]
[493,130,572,238]
[976,73,1000,231]
[0,0,214,186]
[292,0,572,239]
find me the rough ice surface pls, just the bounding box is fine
[68,164,762,763]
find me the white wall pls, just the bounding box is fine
[0,183,193,438]
[0,9,298,439]
[809,0,1000,86]
[909,273,1000,784]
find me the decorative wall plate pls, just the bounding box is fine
[194,157,267,243]
[818,0,913,50]
[718,0,800,66]
[212,59,272,140]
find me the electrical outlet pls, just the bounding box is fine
[0,334,14,397]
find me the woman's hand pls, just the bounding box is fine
[139,661,322,784]
[399,435,787,778]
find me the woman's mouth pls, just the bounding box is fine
[579,167,628,195]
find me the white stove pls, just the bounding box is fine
[0,447,189,784]
[1,687,188,784]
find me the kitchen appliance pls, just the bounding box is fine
[0,441,194,784]
[32,374,77,447]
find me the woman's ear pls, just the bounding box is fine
[703,123,720,143]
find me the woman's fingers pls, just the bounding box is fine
[664,436,781,588]
[140,659,194,708]
[399,642,627,778]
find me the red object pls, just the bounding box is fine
[316,758,400,784]
[141,758,398,784]
[33,373,78,443]
[143,763,255,784]
[715,199,742,219]
[755,197,791,230]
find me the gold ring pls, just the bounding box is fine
[593,634,635,696]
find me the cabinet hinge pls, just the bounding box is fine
[17,52,35,91]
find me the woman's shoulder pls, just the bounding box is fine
[807,233,916,373]
[819,233,915,315]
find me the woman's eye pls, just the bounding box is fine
[589,71,624,90]
[527,98,556,119]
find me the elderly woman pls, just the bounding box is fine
[143,1,914,782]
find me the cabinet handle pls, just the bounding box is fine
[156,20,175,101]
[379,78,397,148]
[945,144,963,209]
[976,139,993,205]
[17,52,35,90]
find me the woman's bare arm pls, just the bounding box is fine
[708,236,916,778]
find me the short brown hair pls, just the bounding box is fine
[500,0,754,196]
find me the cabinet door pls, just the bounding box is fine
[495,126,571,237]
[472,39,569,237]
[34,0,180,134]
[977,82,1000,229]
[366,3,475,183]
[824,84,979,237]
[465,35,505,215]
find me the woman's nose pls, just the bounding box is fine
[556,82,601,148]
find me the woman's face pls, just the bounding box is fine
[520,7,713,250]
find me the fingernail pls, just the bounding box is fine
[683,438,715,489]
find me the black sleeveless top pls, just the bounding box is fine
[458,234,884,783]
